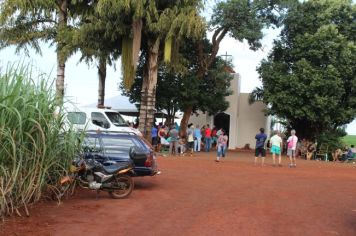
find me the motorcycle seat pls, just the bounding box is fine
[102,162,132,174]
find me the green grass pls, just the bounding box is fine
[342,135,356,146]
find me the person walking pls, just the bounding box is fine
[216,129,228,162]
[270,131,283,166]
[287,129,298,167]
[193,125,202,152]
[204,124,212,152]
[254,128,267,166]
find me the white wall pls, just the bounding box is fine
[188,74,269,150]
[236,93,268,149]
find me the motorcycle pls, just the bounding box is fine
[60,157,134,199]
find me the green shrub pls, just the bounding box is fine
[317,128,347,153]
[0,65,79,217]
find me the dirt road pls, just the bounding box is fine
[2,151,356,236]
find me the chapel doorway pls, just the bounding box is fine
[214,113,230,136]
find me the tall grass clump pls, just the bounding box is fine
[0,65,79,217]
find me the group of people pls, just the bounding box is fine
[332,145,356,162]
[254,128,299,168]
[153,122,355,166]
[255,127,356,166]
[151,122,228,162]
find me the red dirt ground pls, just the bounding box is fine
[1,151,356,236]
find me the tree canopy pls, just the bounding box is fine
[122,38,233,126]
[179,0,292,135]
[258,0,356,139]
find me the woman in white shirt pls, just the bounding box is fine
[287,129,298,168]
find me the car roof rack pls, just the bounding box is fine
[84,130,137,136]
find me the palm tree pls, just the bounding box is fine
[71,2,125,107]
[104,0,204,140]
[0,0,89,103]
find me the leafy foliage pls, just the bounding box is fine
[178,0,292,136]
[0,0,92,100]
[258,0,356,139]
[0,65,79,217]
[121,38,233,122]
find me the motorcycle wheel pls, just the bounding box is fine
[108,174,134,199]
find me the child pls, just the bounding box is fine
[216,130,228,162]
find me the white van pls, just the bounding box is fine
[64,107,142,136]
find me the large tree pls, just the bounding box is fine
[97,0,204,139]
[71,2,126,107]
[0,0,90,103]
[122,38,233,128]
[257,0,356,139]
[179,0,291,136]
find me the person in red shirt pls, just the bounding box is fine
[205,124,212,152]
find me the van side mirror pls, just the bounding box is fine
[129,146,136,159]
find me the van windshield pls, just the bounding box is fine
[105,112,128,127]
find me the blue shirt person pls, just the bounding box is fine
[151,125,158,147]
[254,128,267,166]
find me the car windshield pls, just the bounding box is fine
[105,112,128,127]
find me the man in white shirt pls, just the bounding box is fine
[270,131,283,166]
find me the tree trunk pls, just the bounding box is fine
[97,57,107,107]
[56,0,68,104]
[138,37,160,141]
[179,106,193,137]
[56,51,65,104]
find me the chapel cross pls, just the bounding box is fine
[221,51,232,61]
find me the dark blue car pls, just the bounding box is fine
[82,131,158,177]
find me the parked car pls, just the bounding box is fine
[81,131,158,177]
[64,106,142,136]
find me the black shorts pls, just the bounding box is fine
[188,142,194,149]
[255,147,266,157]
[152,137,158,145]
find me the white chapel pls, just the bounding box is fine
[189,72,271,149]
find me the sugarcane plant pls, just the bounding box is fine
[0,64,79,217]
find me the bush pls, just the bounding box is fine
[0,65,79,217]
[317,128,347,152]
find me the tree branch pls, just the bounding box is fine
[207,28,228,70]
[212,27,223,45]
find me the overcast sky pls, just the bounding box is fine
[0,3,355,134]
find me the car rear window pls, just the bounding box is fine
[82,137,102,152]
[101,137,145,154]
[140,137,153,150]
